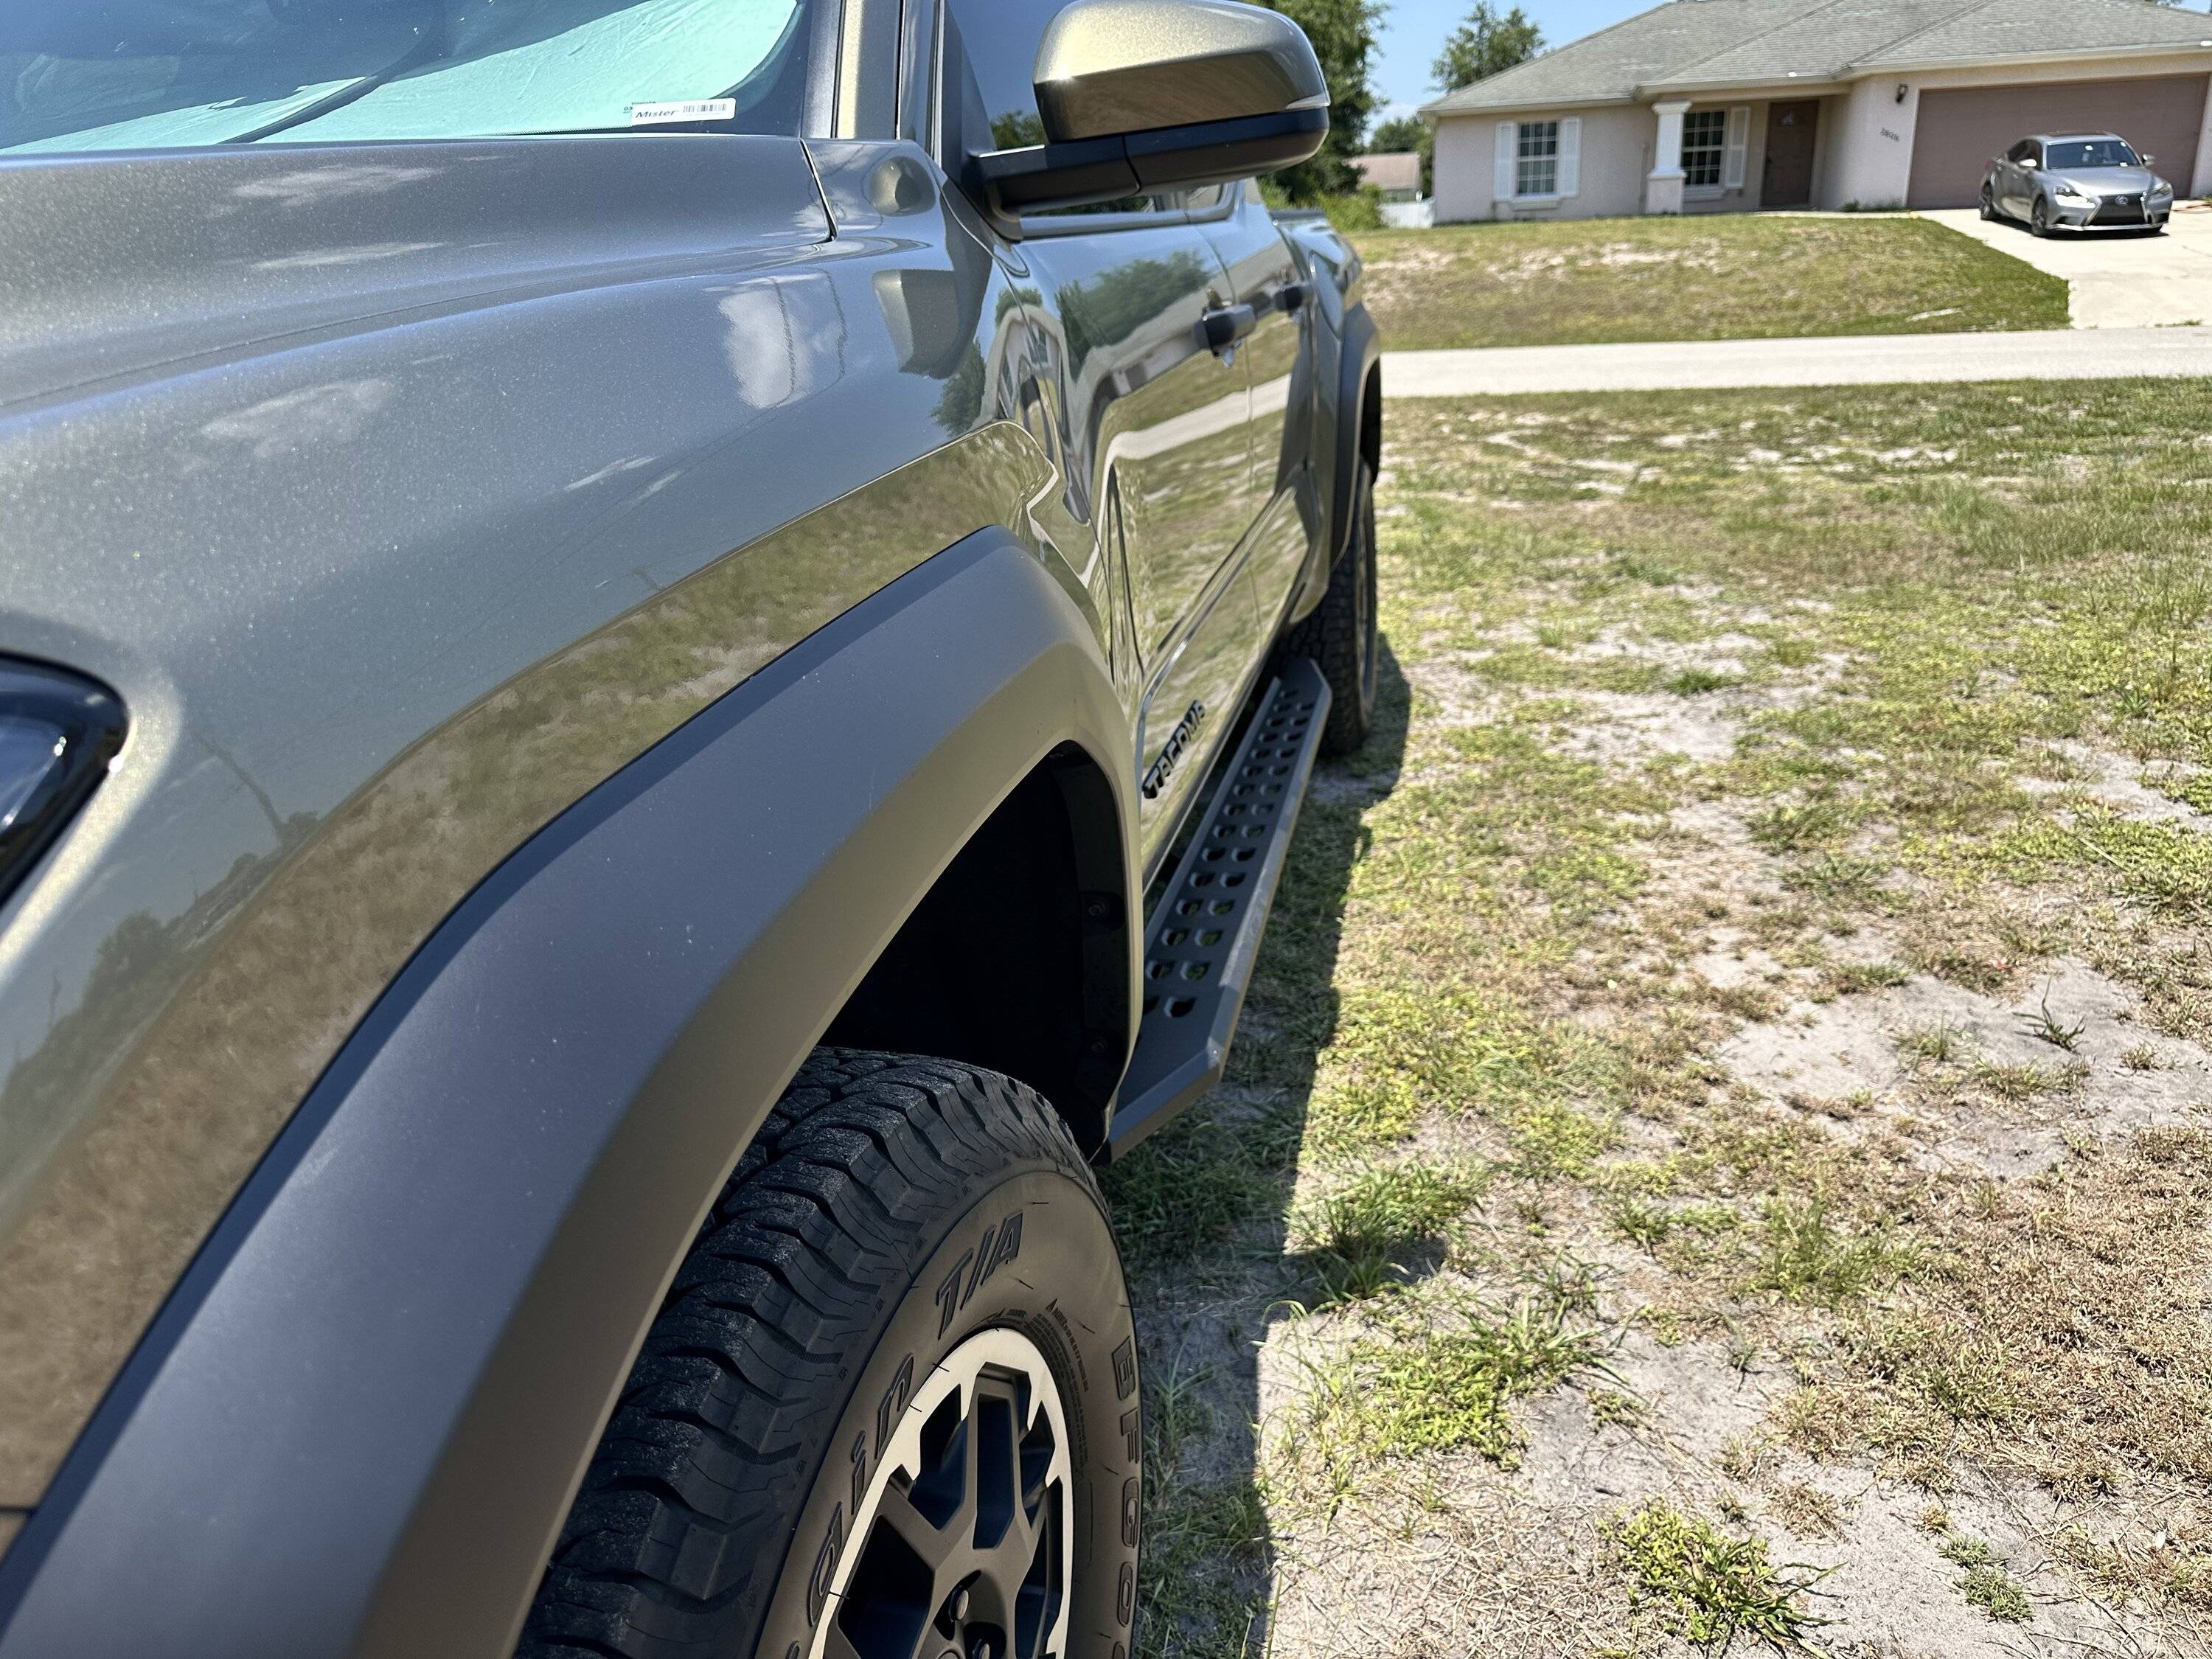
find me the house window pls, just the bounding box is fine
[1517,120,1559,196]
[1682,109,1727,188]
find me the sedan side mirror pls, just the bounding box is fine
[967,0,1329,220]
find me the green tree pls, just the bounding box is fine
[1370,114,1427,152]
[1432,3,1543,92]
[1264,0,1382,201]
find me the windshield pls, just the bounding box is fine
[0,0,813,154]
[2045,139,2138,170]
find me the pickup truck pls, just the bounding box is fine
[0,0,1382,1654]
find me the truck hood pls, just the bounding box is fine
[0,136,831,412]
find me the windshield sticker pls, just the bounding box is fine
[629,99,736,126]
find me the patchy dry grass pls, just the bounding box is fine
[1349,216,2068,350]
[1293,1160,1489,1304]
[1608,1498,1831,1649]
[1110,379,2212,1658]
[1306,1287,1613,1470]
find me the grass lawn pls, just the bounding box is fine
[1106,378,2212,1657]
[1351,215,2069,351]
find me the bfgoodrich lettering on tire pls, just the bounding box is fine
[518,1051,1141,1659]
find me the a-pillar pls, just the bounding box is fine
[1646,98,1691,214]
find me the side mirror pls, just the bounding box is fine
[2142,153,2156,165]
[969,0,1329,219]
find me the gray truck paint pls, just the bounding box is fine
[0,134,1079,1510]
[0,6,1377,1641]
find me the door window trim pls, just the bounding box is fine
[1014,187,1239,238]
[832,0,902,137]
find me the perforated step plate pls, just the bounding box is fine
[1107,656,1330,1155]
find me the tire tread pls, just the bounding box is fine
[1283,459,1377,755]
[518,1049,1089,1659]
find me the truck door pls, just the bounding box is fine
[1197,181,1310,631]
[936,0,1266,873]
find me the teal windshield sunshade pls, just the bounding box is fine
[4,80,369,153]
[0,0,804,154]
[273,0,803,142]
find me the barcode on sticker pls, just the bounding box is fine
[628,99,736,126]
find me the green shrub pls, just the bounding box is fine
[1320,187,1385,233]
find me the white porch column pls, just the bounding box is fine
[2191,71,2212,196]
[1646,98,1691,214]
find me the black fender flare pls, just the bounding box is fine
[0,530,1136,1659]
[1287,299,1380,626]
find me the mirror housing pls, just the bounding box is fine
[967,0,1329,220]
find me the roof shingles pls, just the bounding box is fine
[1857,0,2212,65]
[1422,0,2212,114]
[1423,0,1810,112]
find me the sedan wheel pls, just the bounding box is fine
[2029,197,2051,237]
[1979,184,1996,221]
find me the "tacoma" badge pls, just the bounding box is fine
[1141,700,1206,799]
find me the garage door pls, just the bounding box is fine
[1907,75,2209,206]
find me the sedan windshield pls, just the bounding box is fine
[0,0,812,154]
[2045,139,2138,170]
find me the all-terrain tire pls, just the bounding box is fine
[1281,458,1380,755]
[518,1050,1141,1659]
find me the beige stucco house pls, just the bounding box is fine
[1421,0,2212,220]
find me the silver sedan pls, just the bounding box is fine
[1980,131,2174,236]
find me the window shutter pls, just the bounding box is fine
[1723,105,1749,189]
[1495,121,1517,201]
[1559,116,1581,197]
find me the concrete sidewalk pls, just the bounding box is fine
[1382,324,2212,396]
[1920,204,2212,330]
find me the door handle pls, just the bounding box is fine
[1275,280,1310,314]
[1200,302,1257,355]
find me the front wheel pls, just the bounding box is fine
[2029,197,2051,237]
[1281,458,1380,755]
[519,1051,1141,1659]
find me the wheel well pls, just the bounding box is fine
[821,743,1128,1152]
[1360,363,1382,476]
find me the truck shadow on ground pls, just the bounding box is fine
[1102,638,1413,1656]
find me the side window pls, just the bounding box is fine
[936,0,1232,215]
[2006,141,2030,164]
[942,0,1054,150]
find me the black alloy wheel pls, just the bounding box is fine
[824,1328,1069,1659]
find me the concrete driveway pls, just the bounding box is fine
[1921,203,2212,328]
[1382,324,2212,395]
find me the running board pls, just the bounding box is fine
[1105,657,1330,1157]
